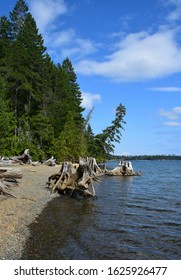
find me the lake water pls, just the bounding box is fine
[21,160,181,260]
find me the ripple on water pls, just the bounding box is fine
[21,160,181,260]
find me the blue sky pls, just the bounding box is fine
[1,0,181,155]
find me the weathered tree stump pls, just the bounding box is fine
[105,160,141,176]
[48,157,101,198]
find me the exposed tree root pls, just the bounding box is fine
[47,157,101,199]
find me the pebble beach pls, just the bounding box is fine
[0,164,60,260]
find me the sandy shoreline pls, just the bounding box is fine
[0,164,60,260]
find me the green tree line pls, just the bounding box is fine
[0,0,126,162]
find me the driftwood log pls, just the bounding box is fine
[43,156,56,166]
[10,149,32,164]
[47,157,101,198]
[0,149,32,166]
[0,167,22,197]
[0,167,22,179]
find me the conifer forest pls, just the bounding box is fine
[0,0,126,162]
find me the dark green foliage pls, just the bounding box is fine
[50,113,87,161]
[0,0,126,161]
[0,16,12,55]
[84,104,126,161]
[10,0,28,39]
[0,77,16,155]
[62,57,85,130]
[0,16,12,76]
[102,103,126,152]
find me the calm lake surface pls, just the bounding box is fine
[21,160,181,260]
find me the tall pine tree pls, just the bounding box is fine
[7,10,46,141]
[10,0,28,40]
[62,57,85,130]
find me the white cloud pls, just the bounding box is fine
[28,0,97,62]
[76,30,181,82]
[159,107,181,126]
[149,87,181,92]
[166,0,181,21]
[159,107,181,119]
[61,38,97,59]
[28,0,181,82]
[44,29,97,61]
[81,92,101,109]
[28,0,67,33]
[45,29,75,47]
[163,121,181,126]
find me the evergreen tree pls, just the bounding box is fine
[0,16,12,64]
[41,54,55,116]
[0,0,127,161]
[102,103,126,147]
[92,103,126,160]
[85,123,97,156]
[17,12,46,115]
[7,11,46,139]
[47,63,70,136]
[30,111,54,151]
[0,77,15,155]
[51,113,87,161]
[10,0,28,39]
[62,58,85,130]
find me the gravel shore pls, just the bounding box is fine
[0,164,60,260]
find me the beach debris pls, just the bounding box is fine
[10,149,32,164]
[0,180,17,198]
[47,157,101,198]
[43,156,56,166]
[105,160,142,176]
[0,167,22,197]
[0,149,32,166]
[0,167,23,179]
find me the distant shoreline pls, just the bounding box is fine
[110,155,181,160]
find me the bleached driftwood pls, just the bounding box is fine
[47,157,101,198]
[0,167,22,179]
[10,149,32,164]
[0,180,17,198]
[105,161,141,176]
[43,156,56,166]
[0,167,22,197]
